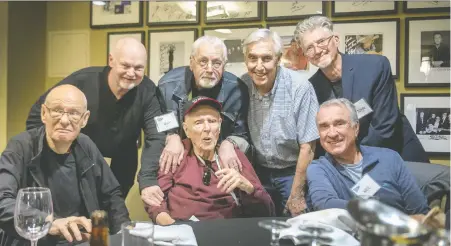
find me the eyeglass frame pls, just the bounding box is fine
[303,35,335,57]
[43,104,87,123]
[191,56,225,70]
[202,160,214,186]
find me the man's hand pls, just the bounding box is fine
[141,186,164,206]
[155,212,175,226]
[218,140,242,172]
[159,134,184,174]
[216,168,254,194]
[285,193,307,217]
[48,216,91,243]
[411,207,446,229]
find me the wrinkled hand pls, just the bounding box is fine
[218,140,242,172]
[49,216,91,243]
[216,168,253,194]
[141,186,164,206]
[159,134,184,174]
[285,194,307,217]
[411,207,446,229]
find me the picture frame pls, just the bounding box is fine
[331,1,397,17]
[265,1,325,21]
[203,26,262,77]
[90,1,143,29]
[204,2,261,24]
[148,29,198,83]
[267,24,319,77]
[106,31,145,64]
[147,1,200,26]
[401,93,450,156]
[403,1,450,13]
[333,19,400,78]
[405,16,450,88]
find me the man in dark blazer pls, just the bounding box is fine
[294,16,429,163]
[417,111,427,134]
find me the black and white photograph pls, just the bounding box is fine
[415,108,450,135]
[147,1,199,26]
[148,29,198,82]
[420,31,450,68]
[401,93,450,156]
[224,39,244,63]
[405,16,450,87]
[159,42,185,77]
[204,2,261,23]
[265,1,325,21]
[344,34,383,55]
[90,1,142,28]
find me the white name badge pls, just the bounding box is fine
[154,112,179,133]
[351,174,381,198]
[189,215,200,222]
[354,99,373,119]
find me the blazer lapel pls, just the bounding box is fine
[341,54,355,102]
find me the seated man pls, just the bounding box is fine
[146,97,274,225]
[0,85,129,246]
[306,98,430,216]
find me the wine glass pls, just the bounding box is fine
[297,222,333,246]
[14,187,53,246]
[258,219,291,246]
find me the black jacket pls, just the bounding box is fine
[0,127,130,246]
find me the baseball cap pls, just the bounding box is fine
[183,96,222,120]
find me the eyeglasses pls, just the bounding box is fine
[318,121,351,134]
[192,56,224,70]
[202,160,213,186]
[304,35,335,57]
[43,104,85,123]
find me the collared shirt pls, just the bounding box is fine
[241,66,319,169]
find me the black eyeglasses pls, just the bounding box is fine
[202,160,213,186]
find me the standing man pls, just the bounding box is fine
[157,36,250,179]
[241,29,319,216]
[430,32,450,67]
[26,38,168,201]
[294,16,429,162]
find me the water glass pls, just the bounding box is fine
[122,221,154,246]
[258,219,292,246]
[14,187,53,246]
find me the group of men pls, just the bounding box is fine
[0,16,448,245]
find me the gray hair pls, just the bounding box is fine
[191,35,228,62]
[242,29,284,57]
[294,16,334,47]
[320,98,359,126]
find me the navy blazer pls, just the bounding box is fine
[309,54,429,162]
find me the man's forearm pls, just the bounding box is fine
[291,142,315,196]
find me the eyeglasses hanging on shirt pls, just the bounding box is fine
[195,153,240,206]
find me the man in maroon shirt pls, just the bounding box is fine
[146,97,275,225]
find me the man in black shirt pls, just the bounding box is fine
[26,38,169,201]
[0,85,129,246]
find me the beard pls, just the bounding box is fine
[198,77,218,89]
[118,80,137,90]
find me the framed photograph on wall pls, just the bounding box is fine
[401,93,450,156]
[265,2,325,21]
[90,1,143,29]
[333,19,400,78]
[147,1,199,26]
[205,2,261,24]
[403,1,450,13]
[267,24,319,77]
[148,29,198,83]
[107,31,145,64]
[331,2,397,17]
[203,26,261,77]
[405,16,450,87]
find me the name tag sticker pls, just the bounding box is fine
[189,215,200,222]
[154,112,179,133]
[354,99,373,119]
[351,174,381,198]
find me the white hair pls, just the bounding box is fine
[320,98,359,126]
[294,15,334,47]
[242,29,284,57]
[191,35,228,62]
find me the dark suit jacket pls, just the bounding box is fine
[309,54,429,162]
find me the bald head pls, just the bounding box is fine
[111,37,147,61]
[45,84,87,111]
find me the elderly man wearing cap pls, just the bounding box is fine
[146,96,274,225]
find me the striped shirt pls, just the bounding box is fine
[241,66,319,169]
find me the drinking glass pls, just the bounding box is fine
[14,187,53,246]
[258,219,291,246]
[297,222,333,246]
[122,221,154,246]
